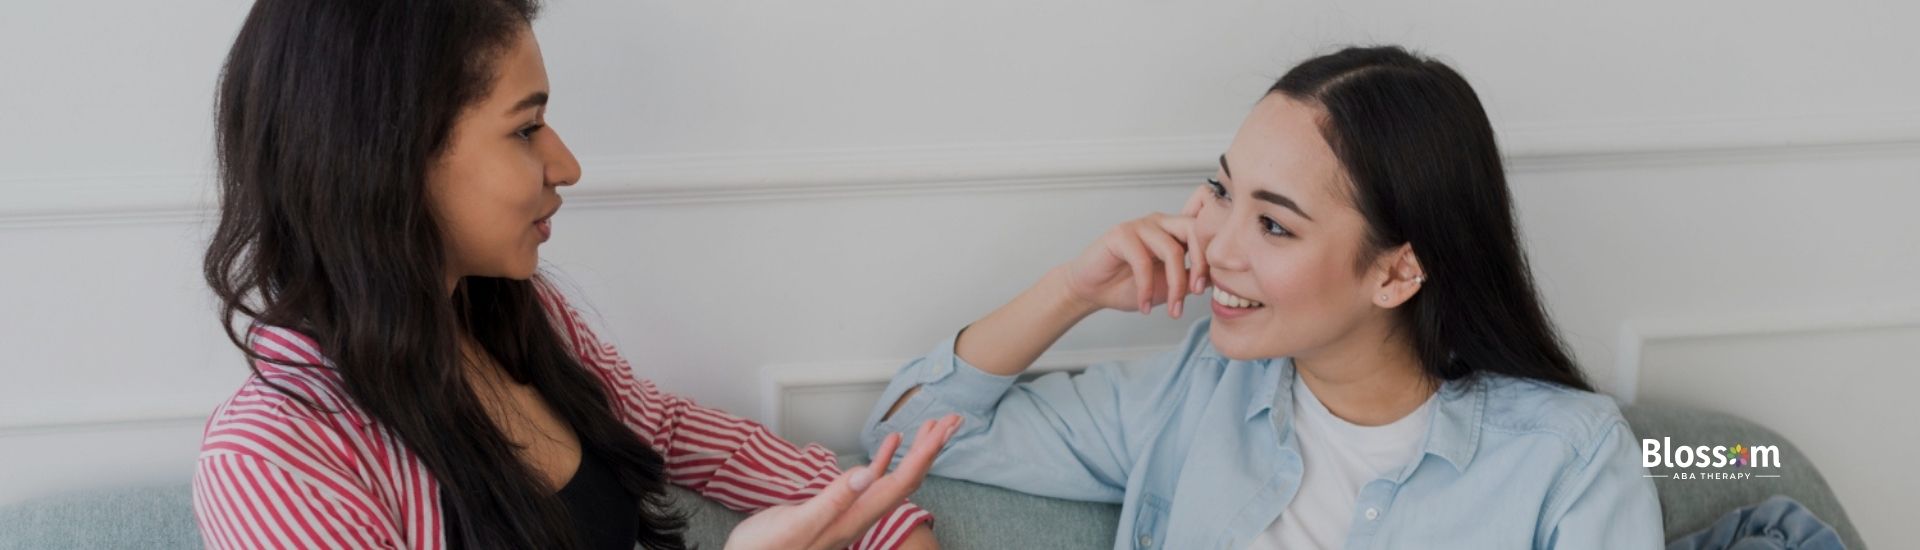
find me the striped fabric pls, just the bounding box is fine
[192,281,931,549]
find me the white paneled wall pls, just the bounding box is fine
[3,1,1916,546]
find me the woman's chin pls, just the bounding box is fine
[1207,325,1295,362]
[1206,330,1261,361]
[484,259,539,281]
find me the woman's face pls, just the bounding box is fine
[1196,94,1415,361]
[429,28,580,289]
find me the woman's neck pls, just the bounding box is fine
[1292,324,1435,427]
[456,331,514,384]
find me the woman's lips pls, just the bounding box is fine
[534,217,551,242]
[1209,285,1264,320]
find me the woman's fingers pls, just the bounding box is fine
[1177,189,1214,292]
[730,417,963,550]
[1134,223,1188,318]
[817,415,963,545]
[1189,226,1211,294]
[869,415,959,494]
[1151,210,1209,294]
[867,432,901,480]
[1179,186,1211,291]
[1153,213,1209,296]
[1152,214,1194,246]
[910,416,959,485]
[1152,215,1200,294]
[1071,211,1205,314]
[890,414,957,482]
[791,465,874,543]
[1105,230,1156,314]
[1180,184,1210,217]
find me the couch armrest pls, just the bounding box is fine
[1624,402,1865,549]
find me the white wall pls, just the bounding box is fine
[3,0,1915,546]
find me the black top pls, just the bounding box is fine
[442,450,640,549]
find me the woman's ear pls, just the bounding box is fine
[1371,244,1427,308]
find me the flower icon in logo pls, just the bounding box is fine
[1728,444,1747,467]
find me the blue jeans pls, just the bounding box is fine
[1667,495,1846,550]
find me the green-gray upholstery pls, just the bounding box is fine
[1622,403,1863,550]
[1,404,1865,549]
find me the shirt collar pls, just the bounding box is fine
[1422,374,1485,473]
[1247,359,1486,473]
[1243,357,1289,422]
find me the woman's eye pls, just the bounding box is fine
[1258,215,1293,237]
[1207,178,1228,201]
[515,123,544,141]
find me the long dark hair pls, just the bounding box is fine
[203,0,688,547]
[1270,46,1593,392]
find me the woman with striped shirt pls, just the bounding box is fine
[195,1,950,548]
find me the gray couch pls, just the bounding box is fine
[0,403,1864,549]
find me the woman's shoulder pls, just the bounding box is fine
[197,325,377,468]
[1472,373,1629,451]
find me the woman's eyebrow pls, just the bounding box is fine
[1253,189,1314,221]
[1223,153,1314,221]
[508,91,548,114]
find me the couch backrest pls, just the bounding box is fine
[0,404,1864,549]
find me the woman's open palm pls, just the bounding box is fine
[724,414,962,550]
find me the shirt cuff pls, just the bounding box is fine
[868,331,1021,436]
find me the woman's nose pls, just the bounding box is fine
[1204,215,1248,273]
[544,126,582,187]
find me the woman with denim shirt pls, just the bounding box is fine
[863,46,1665,549]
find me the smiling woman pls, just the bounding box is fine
[864,46,1664,549]
[193,1,947,549]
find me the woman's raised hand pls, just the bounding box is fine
[724,414,962,550]
[1063,186,1212,318]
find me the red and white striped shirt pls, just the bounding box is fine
[192,281,931,549]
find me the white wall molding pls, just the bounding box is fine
[1613,305,1920,404]
[0,136,1223,230]
[7,110,1920,229]
[0,173,216,230]
[1500,110,1920,163]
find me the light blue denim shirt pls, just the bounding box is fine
[861,319,1664,549]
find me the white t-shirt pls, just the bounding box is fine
[1247,374,1435,550]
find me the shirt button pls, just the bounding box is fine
[1365,507,1380,520]
[1138,534,1153,547]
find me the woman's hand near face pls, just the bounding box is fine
[724,415,961,550]
[926,189,1211,381]
[1062,183,1215,318]
[882,187,1215,418]
[1062,209,1204,319]
[1178,183,1216,294]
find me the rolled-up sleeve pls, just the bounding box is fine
[860,321,1206,503]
